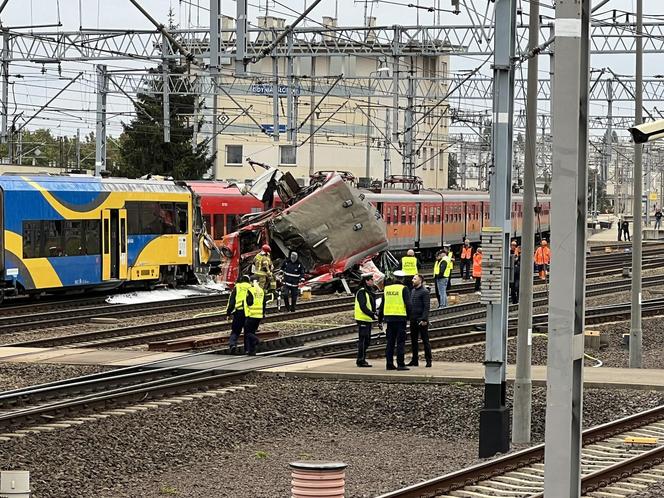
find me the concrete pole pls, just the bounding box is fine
[209,0,220,165]
[365,79,372,179]
[512,0,538,444]
[404,65,415,177]
[646,149,651,225]
[479,0,515,459]
[1,29,8,145]
[630,0,643,368]
[384,107,391,180]
[309,58,316,177]
[95,64,108,176]
[543,0,590,495]
[272,51,280,142]
[287,31,295,143]
[235,0,247,75]
[76,128,81,170]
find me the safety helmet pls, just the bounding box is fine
[262,244,271,253]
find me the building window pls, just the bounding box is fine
[226,145,243,165]
[279,145,297,165]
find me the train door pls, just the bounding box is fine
[102,209,123,281]
[118,209,128,279]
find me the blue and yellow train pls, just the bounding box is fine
[0,175,210,301]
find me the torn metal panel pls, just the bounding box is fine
[268,174,388,273]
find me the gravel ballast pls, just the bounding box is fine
[0,376,661,497]
[0,362,110,390]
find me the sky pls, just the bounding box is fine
[0,0,662,143]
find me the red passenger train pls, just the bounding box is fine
[187,181,551,258]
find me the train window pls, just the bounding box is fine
[423,209,428,224]
[386,208,392,224]
[126,201,181,235]
[401,207,406,224]
[44,220,64,257]
[103,219,110,254]
[120,218,127,253]
[393,207,399,224]
[22,221,42,259]
[175,203,188,234]
[83,220,101,255]
[159,203,176,234]
[64,221,83,256]
[226,214,239,234]
[214,214,225,239]
[437,208,441,223]
[203,214,211,232]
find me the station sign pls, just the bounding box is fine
[261,124,287,134]
[249,83,301,96]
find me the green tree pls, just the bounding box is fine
[115,12,212,180]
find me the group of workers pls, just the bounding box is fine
[251,244,307,313]
[226,275,266,356]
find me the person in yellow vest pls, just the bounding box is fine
[252,244,274,290]
[226,275,251,354]
[242,277,265,356]
[435,245,453,309]
[378,271,412,371]
[401,249,419,289]
[354,273,377,368]
[460,238,472,281]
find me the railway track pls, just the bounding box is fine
[376,405,664,498]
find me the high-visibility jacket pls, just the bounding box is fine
[472,253,482,278]
[461,246,472,260]
[244,286,265,319]
[401,256,418,276]
[433,259,442,279]
[534,246,551,265]
[442,255,454,278]
[383,284,407,317]
[253,252,272,276]
[512,246,521,258]
[354,287,375,322]
[227,281,251,314]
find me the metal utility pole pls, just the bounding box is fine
[404,65,415,177]
[309,58,316,176]
[512,0,538,445]
[384,107,391,180]
[235,0,248,75]
[95,64,108,176]
[209,0,220,164]
[631,0,643,369]
[76,128,81,170]
[479,0,516,459]
[272,49,280,142]
[365,81,372,180]
[543,0,590,495]
[162,34,171,143]
[1,29,9,145]
[287,31,295,143]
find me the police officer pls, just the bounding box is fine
[252,245,274,290]
[226,274,251,354]
[401,249,418,289]
[280,250,306,312]
[354,273,377,368]
[242,278,265,356]
[378,270,411,371]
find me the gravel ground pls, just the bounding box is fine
[0,362,110,390]
[630,479,664,498]
[0,376,661,497]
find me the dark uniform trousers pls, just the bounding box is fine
[228,310,245,347]
[385,321,407,368]
[460,259,471,280]
[283,285,298,312]
[243,317,261,353]
[409,320,432,365]
[356,322,372,365]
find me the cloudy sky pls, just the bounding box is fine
[0,0,660,140]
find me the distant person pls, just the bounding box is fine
[280,251,306,312]
[617,216,623,241]
[621,219,631,242]
[459,239,472,281]
[655,209,662,230]
[378,271,411,371]
[534,240,551,280]
[225,275,251,354]
[510,250,521,304]
[407,274,432,368]
[473,247,482,293]
[354,273,377,368]
[437,245,454,308]
[510,240,521,258]
[242,278,265,356]
[433,250,445,307]
[401,249,419,289]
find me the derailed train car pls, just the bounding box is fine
[0,175,211,301]
[216,170,388,286]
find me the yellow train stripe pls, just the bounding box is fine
[5,230,63,288]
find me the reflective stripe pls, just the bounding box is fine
[384,284,407,317]
[283,272,300,278]
[354,288,374,322]
[401,256,418,276]
[244,286,265,319]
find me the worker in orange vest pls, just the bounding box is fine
[534,239,551,280]
[459,238,472,281]
[472,247,482,294]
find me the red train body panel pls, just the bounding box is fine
[187,182,551,256]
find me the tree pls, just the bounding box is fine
[448,152,459,188]
[115,12,213,179]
